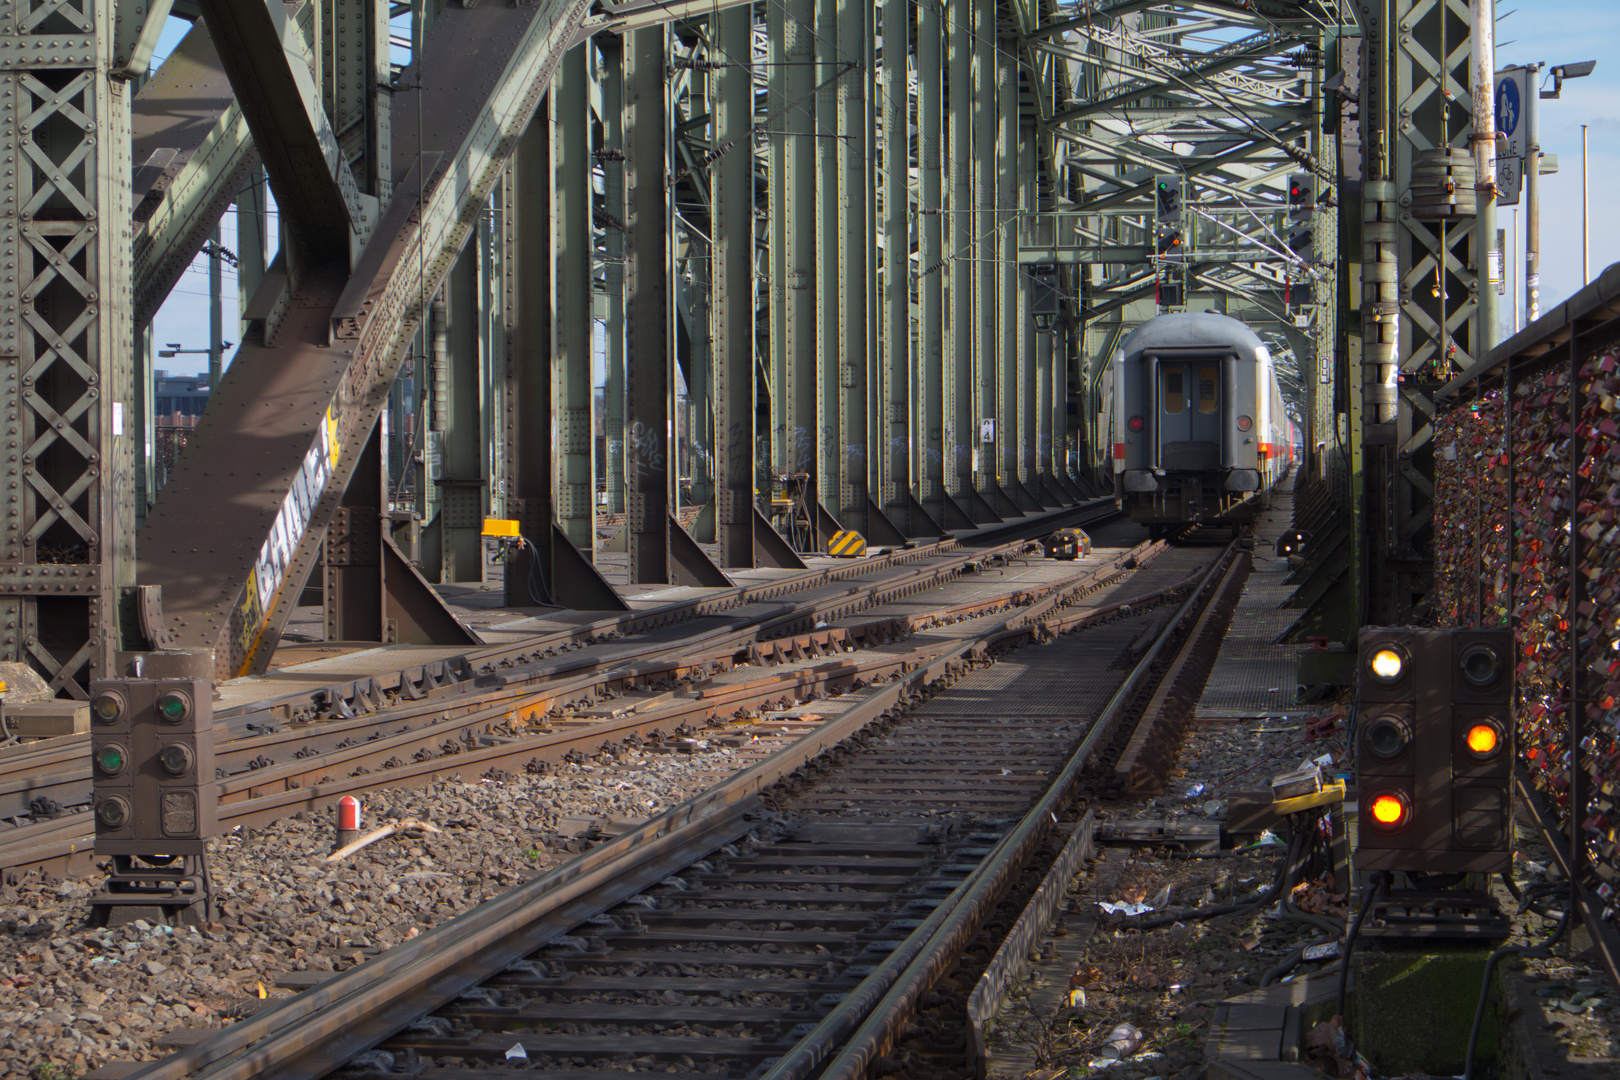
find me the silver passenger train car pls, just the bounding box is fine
[1110,312,1291,536]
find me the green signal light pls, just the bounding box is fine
[157,692,189,723]
[159,743,193,777]
[94,744,127,775]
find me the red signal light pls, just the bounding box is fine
[1366,791,1411,831]
[1128,415,1144,432]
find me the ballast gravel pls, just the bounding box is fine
[0,734,798,1079]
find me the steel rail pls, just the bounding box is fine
[120,581,1022,1080]
[0,523,1108,825]
[762,540,1242,1080]
[1,538,1152,875]
[219,501,1117,726]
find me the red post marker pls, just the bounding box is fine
[336,796,362,851]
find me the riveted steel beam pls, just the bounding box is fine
[769,0,819,543]
[0,0,133,696]
[945,0,977,523]
[130,20,257,329]
[139,2,596,677]
[113,0,175,80]
[916,1,949,529]
[196,0,361,268]
[551,47,596,559]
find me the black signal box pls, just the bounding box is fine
[1354,627,1514,874]
[89,676,216,857]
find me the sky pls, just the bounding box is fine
[1492,0,1620,340]
[146,3,1620,376]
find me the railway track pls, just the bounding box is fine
[0,504,1127,875]
[122,539,1244,1080]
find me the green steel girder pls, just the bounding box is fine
[140,1,596,677]
[195,0,363,268]
[131,19,257,329]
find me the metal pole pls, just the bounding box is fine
[1471,0,1498,349]
[209,223,223,390]
[1569,329,1585,946]
[1511,209,1519,334]
[1582,124,1590,285]
[1526,64,1541,324]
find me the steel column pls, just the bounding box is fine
[835,0,871,536]
[997,38,1029,511]
[972,0,998,514]
[0,0,132,695]
[552,47,595,556]
[503,98,622,612]
[599,39,627,517]
[916,1,949,529]
[946,0,977,521]
[713,7,764,568]
[622,25,725,587]
[624,25,671,583]
[769,0,818,540]
[878,0,914,538]
[435,245,486,583]
[814,0,842,536]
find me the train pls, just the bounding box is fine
[1110,312,1295,537]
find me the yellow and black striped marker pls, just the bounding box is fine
[827,530,867,558]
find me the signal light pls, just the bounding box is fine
[1367,645,1406,683]
[1237,414,1253,431]
[1154,175,1181,220]
[157,690,191,724]
[1128,415,1144,432]
[96,796,131,831]
[1464,722,1501,757]
[1458,644,1502,689]
[1367,791,1410,829]
[94,743,128,777]
[1364,714,1411,759]
[158,743,196,777]
[92,692,125,724]
[1287,173,1313,209]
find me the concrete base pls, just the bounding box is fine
[1205,974,1342,1080]
[1351,948,1500,1077]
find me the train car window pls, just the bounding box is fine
[1198,367,1218,414]
[1163,369,1184,413]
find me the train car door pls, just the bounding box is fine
[1158,359,1221,470]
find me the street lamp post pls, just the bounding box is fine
[157,343,233,413]
[1526,60,1597,324]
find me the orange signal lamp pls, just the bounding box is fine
[1465,723,1500,755]
[1369,793,1408,827]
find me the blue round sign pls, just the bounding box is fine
[1497,75,1521,139]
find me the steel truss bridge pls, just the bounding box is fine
[0,0,1490,692]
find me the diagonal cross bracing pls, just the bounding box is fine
[139,2,593,678]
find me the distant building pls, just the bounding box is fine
[153,371,209,491]
[154,369,210,418]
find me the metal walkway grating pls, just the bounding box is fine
[1195,476,1310,719]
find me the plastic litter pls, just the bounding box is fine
[1099,1023,1143,1060]
[1098,901,1153,916]
[505,1043,528,1062]
[1302,941,1340,962]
